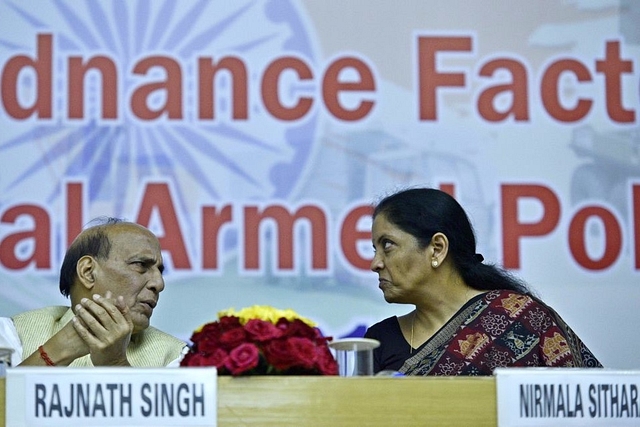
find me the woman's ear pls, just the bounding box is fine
[76,255,97,290]
[430,232,449,267]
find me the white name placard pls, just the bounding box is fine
[6,367,217,427]
[495,368,640,426]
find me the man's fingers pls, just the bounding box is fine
[79,294,122,324]
[75,295,130,340]
[91,294,122,320]
[71,315,101,346]
[114,295,128,313]
[116,296,133,327]
[75,301,106,331]
[72,293,134,366]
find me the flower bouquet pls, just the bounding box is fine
[180,305,339,376]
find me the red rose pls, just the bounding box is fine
[218,327,247,350]
[244,319,283,342]
[219,316,242,329]
[263,339,299,371]
[287,337,318,369]
[182,348,229,370]
[315,346,339,375]
[224,343,260,375]
[190,321,222,343]
[202,348,229,369]
[314,335,333,347]
[278,318,319,339]
[181,311,337,376]
[196,335,221,353]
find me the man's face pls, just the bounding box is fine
[93,224,165,334]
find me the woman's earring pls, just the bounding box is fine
[431,260,438,268]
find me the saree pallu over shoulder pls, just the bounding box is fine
[399,290,602,376]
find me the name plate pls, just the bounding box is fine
[6,367,217,427]
[495,368,640,426]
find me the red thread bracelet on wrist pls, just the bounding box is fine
[38,345,56,366]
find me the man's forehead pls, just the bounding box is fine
[107,224,161,252]
[107,222,153,238]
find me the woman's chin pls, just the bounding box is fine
[383,292,411,305]
[382,293,399,303]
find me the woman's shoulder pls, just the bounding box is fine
[365,316,400,337]
[482,289,554,316]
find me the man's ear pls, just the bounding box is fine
[76,255,97,290]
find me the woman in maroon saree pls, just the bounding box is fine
[364,188,602,375]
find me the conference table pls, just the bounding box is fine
[1,375,497,426]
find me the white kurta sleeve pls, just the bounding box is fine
[0,317,23,367]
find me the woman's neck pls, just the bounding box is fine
[411,278,482,346]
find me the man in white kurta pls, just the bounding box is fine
[0,219,185,368]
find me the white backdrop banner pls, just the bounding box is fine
[0,0,638,369]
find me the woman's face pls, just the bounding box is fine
[370,213,432,303]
